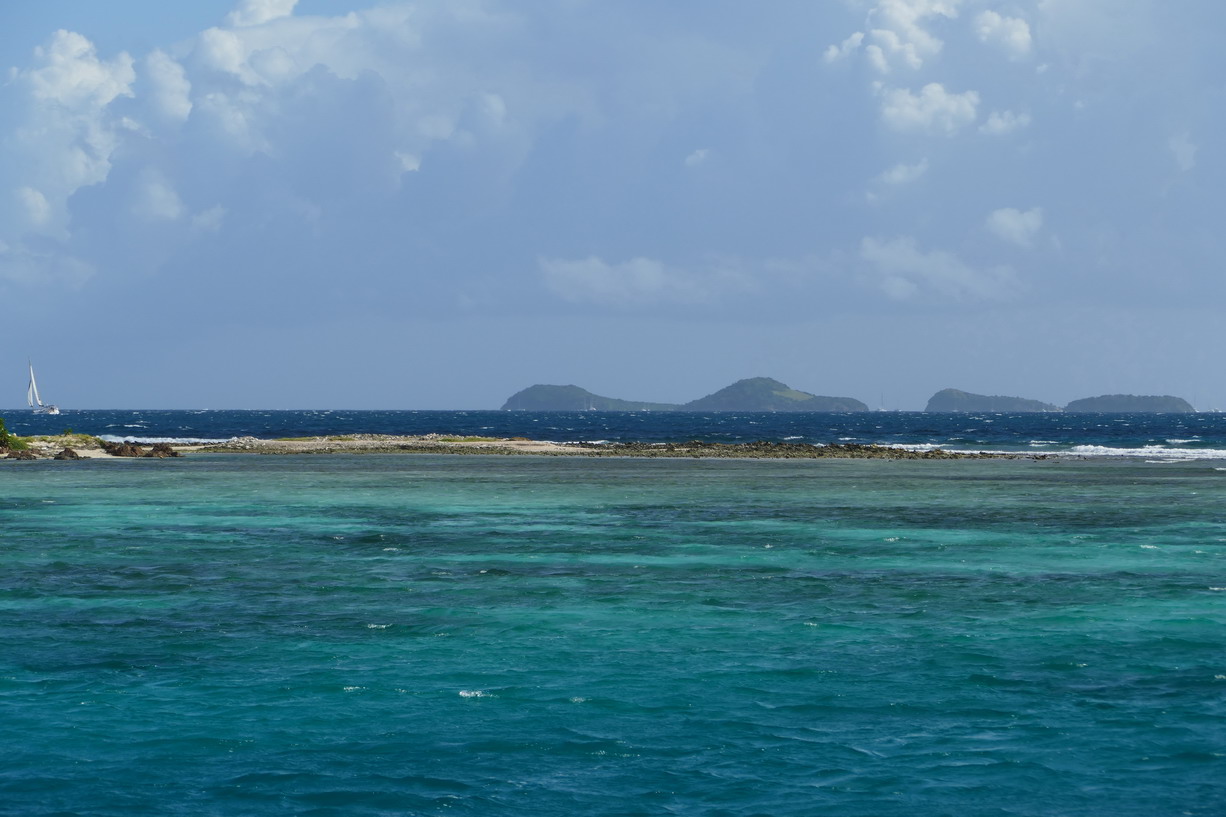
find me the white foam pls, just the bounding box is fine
[99,434,233,444]
[459,690,490,698]
[1070,444,1226,461]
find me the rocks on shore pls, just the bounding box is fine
[100,440,182,458]
[54,448,84,460]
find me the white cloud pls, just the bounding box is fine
[6,30,135,239]
[226,0,300,28]
[684,148,710,167]
[974,10,1032,59]
[1169,133,1197,172]
[133,170,185,221]
[865,0,961,73]
[861,235,1017,300]
[395,151,421,173]
[979,109,1031,136]
[986,207,1043,247]
[540,256,750,307]
[146,50,192,122]
[880,83,978,134]
[25,29,135,108]
[191,205,227,232]
[824,32,865,63]
[876,158,929,185]
[17,187,52,226]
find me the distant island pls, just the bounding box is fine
[1064,394,1195,413]
[924,389,1196,413]
[501,377,868,412]
[925,389,1059,413]
[497,384,677,412]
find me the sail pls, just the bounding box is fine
[27,362,57,413]
[28,367,40,408]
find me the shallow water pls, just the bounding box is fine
[1,455,1224,815]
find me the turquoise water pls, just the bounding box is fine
[1,455,1224,815]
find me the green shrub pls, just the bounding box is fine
[0,417,28,451]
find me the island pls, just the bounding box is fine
[501,377,867,412]
[500,384,675,412]
[682,377,867,412]
[1064,394,1195,413]
[925,388,1060,413]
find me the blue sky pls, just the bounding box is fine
[1,0,1223,410]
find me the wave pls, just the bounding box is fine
[99,435,232,445]
[1069,444,1226,460]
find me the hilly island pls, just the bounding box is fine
[502,380,1197,413]
[501,377,868,412]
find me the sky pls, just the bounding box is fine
[1,0,1224,410]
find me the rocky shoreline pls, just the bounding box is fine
[3,432,1030,461]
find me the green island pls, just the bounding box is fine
[502,377,868,412]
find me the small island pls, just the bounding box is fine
[502,377,867,412]
[925,388,1060,413]
[1064,394,1195,413]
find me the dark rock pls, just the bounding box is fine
[101,440,146,457]
[54,448,84,460]
[5,450,38,460]
[146,443,182,458]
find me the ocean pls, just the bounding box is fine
[6,408,1226,458]
[1,412,1224,815]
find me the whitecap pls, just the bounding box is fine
[459,690,489,698]
[99,434,232,444]
[1070,444,1226,461]
[366,624,392,629]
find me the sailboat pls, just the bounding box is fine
[27,362,60,415]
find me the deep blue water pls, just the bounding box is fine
[5,409,1226,458]
[1,454,1223,815]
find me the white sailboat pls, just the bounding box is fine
[27,362,60,415]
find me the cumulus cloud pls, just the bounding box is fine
[145,50,192,122]
[880,83,978,134]
[539,256,751,307]
[824,1,961,74]
[861,235,1017,300]
[133,169,186,222]
[986,207,1043,247]
[876,158,929,185]
[869,0,961,73]
[979,109,1031,136]
[226,0,300,28]
[5,30,135,240]
[824,32,865,63]
[974,10,1032,59]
